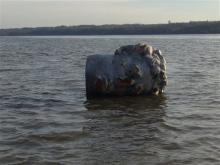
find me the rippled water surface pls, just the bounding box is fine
[0,35,220,165]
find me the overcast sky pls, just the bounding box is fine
[0,0,219,28]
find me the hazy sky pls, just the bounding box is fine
[0,0,219,28]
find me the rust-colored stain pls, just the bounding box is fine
[116,79,133,88]
[95,78,105,92]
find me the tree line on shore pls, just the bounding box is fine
[0,21,219,36]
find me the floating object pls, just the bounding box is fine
[85,43,167,98]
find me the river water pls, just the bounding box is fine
[0,35,220,165]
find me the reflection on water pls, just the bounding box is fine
[82,96,167,164]
[85,95,167,111]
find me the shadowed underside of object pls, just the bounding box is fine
[86,43,167,98]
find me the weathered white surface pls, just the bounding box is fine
[86,43,167,98]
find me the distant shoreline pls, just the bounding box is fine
[2,33,220,36]
[1,21,219,36]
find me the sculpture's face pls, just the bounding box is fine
[113,44,167,95]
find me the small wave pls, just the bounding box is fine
[44,98,68,107]
[3,96,68,108]
[29,131,89,142]
[161,142,183,150]
[160,122,184,132]
[0,68,19,72]
[5,103,41,109]
[39,52,50,56]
